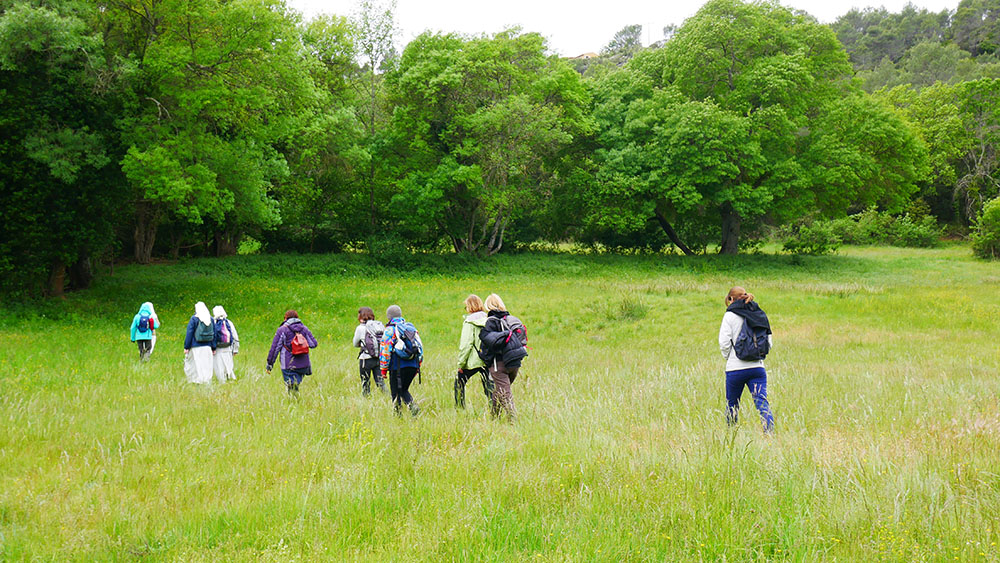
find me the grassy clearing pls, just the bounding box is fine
[1,246,999,561]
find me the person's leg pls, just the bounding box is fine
[371,359,387,393]
[746,368,775,432]
[399,367,418,415]
[725,370,748,426]
[455,369,470,408]
[137,340,151,361]
[501,367,518,421]
[478,368,494,401]
[389,370,402,413]
[490,361,512,420]
[282,371,301,397]
[359,359,371,396]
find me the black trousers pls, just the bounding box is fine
[359,357,386,396]
[389,367,419,414]
[455,367,493,408]
[137,339,152,359]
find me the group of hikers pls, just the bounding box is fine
[128,292,530,421]
[128,286,774,431]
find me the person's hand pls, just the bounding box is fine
[380,369,387,377]
[265,365,272,375]
[184,349,189,355]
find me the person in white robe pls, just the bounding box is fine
[183,302,216,384]
[212,305,239,382]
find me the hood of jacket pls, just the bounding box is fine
[726,300,771,333]
[487,310,509,319]
[283,317,303,327]
[138,302,154,316]
[464,310,487,327]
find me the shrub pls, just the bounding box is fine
[887,215,942,248]
[365,233,415,270]
[782,222,842,255]
[804,207,942,248]
[972,197,1000,259]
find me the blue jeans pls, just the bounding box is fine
[725,367,774,432]
[282,369,305,387]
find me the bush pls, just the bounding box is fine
[807,207,942,248]
[782,222,842,255]
[972,197,1000,259]
[365,233,416,270]
[887,215,942,248]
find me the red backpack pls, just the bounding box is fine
[290,332,309,356]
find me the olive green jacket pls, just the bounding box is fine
[457,311,487,370]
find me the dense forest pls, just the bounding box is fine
[3,0,1000,297]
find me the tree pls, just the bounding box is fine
[385,30,590,255]
[351,0,398,227]
[875,83,970,221]
[590,0,927,254]
[105,0,318,262]
[0,1,121,296]
[601,24,643,66]
[832,5,950,70]
[951,0,1000,56]
[955,79,1000,221]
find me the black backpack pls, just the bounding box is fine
[194,321,214,343]
[732,320,770,361]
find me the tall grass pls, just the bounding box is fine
[1,246,998,560]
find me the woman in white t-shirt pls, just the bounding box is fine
[718,287,774,432]
[352,306,387,396]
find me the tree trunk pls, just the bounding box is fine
[46,259,66,298]
[215,230,238,257]
[653,209,695,256]
[69,254,94,290]
[720,203,741,255]
[134,202,159,264]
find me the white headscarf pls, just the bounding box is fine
[212,305,227,319]
[195,302,212,326]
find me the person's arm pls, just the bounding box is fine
[353,325,365,348]
[479,320,506,357]
[152,315,160,331]
[266,330,281,372]
[184,317,195,351]
[379,326,393,373]
[457,321,473,370]
[303,325,318,348]
[719,314,733,360]
[229,320,240,354]
[211,321,218,352]
[130,316,138,342]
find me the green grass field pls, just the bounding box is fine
[1,246,999,561]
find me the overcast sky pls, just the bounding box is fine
[287,0,958,57]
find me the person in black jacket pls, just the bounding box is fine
[479,293,527,421]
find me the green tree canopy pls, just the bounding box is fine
[591,0,928,254]
[385,29,590,255]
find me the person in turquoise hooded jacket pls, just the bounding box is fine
[129,302,160,361]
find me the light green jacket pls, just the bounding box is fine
[457,311,487,370]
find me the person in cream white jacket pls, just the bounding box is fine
[718,286,774,432]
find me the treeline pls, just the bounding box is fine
[1,0,998,297]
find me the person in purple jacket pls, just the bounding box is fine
[265,310,318,396]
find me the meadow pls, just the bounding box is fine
[1,245,998,561]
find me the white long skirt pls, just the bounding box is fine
[213,347,236,382]
[184,347,214,384]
